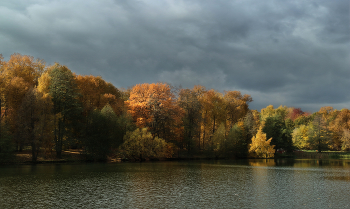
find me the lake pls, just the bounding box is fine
[1,159,350,208]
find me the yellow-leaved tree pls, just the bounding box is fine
[249,126,275,158]
[119,128,174,160]
[292,124,309,149]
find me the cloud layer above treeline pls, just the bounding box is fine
[1,0,349,112]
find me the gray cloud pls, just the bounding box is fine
[0,0,349,112]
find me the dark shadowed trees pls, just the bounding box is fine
[178,88,201,153]
[49,64,82,158]
[263,115,294,153]
[83,104,123,161]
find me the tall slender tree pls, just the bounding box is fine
[178,88,201,152]
[49,64,82,158]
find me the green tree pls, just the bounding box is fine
[117,112,137,139]
[83,104,122,161]
[263,115,294,152]
[225,123,248,158]
[49,64,82,158]
[212,123,225,153]
[294,114,312,127]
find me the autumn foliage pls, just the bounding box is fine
[126,83,184,143]
[249,127,275,158]
[2,53,350,163]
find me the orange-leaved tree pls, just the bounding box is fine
[329,109,350,150]
[223,90,252,132]
[1,53,45,87]
[75,75,123,117]
[198,89,225,150]
[126,83,183,143]
[1,54,45,150]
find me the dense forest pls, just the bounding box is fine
[1,54,350,162]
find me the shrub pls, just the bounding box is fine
[119,128,174,160]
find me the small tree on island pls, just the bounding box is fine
[249,126,275,158]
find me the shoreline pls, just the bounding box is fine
[1,149,349,166]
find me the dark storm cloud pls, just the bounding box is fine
[0,0,349,112]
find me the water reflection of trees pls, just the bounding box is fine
[249,159,275,167]
[247,159,350,168]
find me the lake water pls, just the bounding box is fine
[1,159,350,208]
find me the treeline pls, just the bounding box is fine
[1,54,350,162]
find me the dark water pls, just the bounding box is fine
[1,159,350,208]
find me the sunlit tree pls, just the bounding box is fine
[292,125,309,150]
[126,83,184,143]
[249,126,275,158]
[341,129,350,151]
[329,109,350,150]
[119,128,174,160]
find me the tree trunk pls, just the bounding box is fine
[57,119,62,159]
[32,141,37,162]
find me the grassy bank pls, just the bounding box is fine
[0,149,86,165]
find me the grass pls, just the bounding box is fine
[10,148,85,164]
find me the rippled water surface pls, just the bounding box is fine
[1,159,350,208]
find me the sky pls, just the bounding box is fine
[0,0,349,112]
